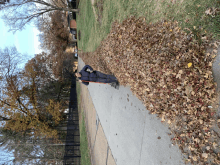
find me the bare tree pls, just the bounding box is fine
[37,10,70,53]
[0,47,23,77]
[0,0,78,32]
[0,47,24,102]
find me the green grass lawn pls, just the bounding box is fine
[77,0,220,52]
[75,1,220,164]
[76,81,91,165]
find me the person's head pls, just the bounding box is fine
[75,72,81,78]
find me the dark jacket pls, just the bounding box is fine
[79,65,97,86]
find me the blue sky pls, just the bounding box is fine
[0,13,41,163]
[0,16,42,66]
[0,148,14,164]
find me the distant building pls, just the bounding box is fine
[0,0,9,5]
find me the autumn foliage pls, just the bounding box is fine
[80,16,220,164]
[0,4,76,164]
[38,11,76,80]
[0,47,74,140]
[38,11,70,53]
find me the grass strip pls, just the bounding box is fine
[76,82,91,165]
[77,0,220,52]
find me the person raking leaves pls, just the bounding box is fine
[75,65,120,89]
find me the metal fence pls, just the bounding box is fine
[63,76,81,165]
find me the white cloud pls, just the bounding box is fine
[33,27,42,54]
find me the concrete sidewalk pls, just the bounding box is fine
[78,56,190,165]
[80,79,116,165]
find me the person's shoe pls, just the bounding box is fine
[115,81,120,90]
[110,82,116,88]
[110,81,120,90]
[110,82,117,89]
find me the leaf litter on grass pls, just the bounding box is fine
[80,16,220,164]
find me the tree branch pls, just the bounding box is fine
[1,0,78,32]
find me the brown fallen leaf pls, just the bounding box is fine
[80,16,219,164]
[202,153,208,158]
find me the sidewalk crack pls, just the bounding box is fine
[106,146,109,165]
[92,119,99,151]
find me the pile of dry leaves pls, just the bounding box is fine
[80,16,220,164]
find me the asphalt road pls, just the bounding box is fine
[78,56,190,165]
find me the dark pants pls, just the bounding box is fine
[95,71,118,83]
